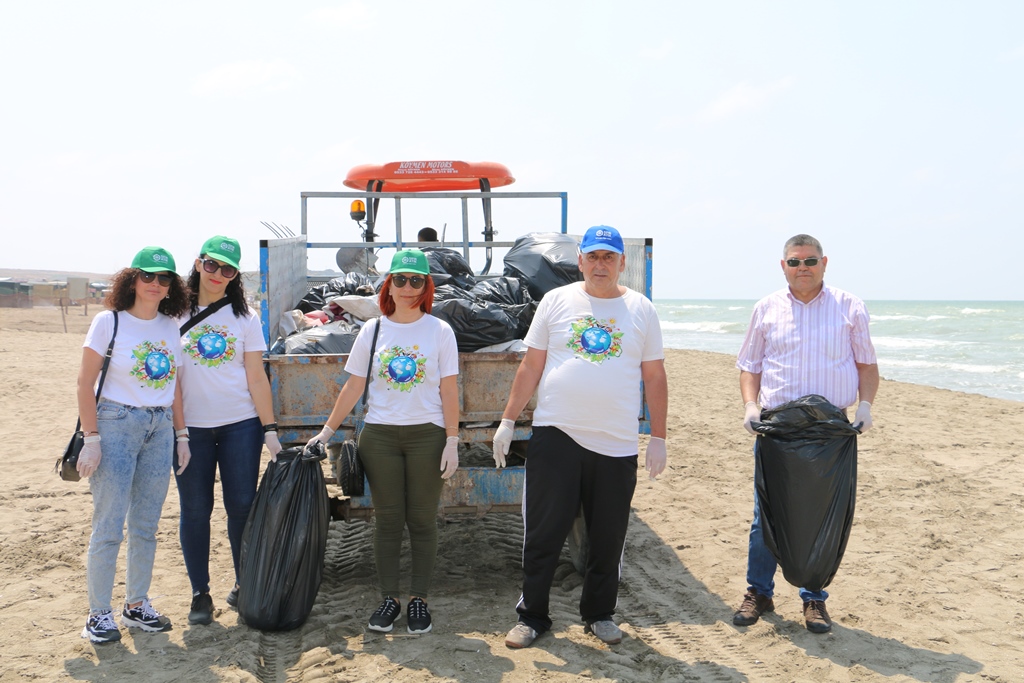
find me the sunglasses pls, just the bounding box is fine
[201,258,238,279]
[139,272,173,286]
[785,257,821,267]
[391,274,426,289]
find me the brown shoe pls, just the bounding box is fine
[732,590,774,626]
[803,600,832,633]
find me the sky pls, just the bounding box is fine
[2,1,1022,301]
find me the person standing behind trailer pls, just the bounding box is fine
[732,233,878,634]
[173,236,283,626]
[77,246,190,643]
[306,249,460,635]
[492,225,668,649]
[417,227,438,242]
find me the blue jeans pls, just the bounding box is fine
[88,400,173,614]
[174,417,262,594]
[746,443,828,603]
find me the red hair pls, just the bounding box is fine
[378,274,435,316]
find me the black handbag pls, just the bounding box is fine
[338,318,380,496]
[56,312,119,482]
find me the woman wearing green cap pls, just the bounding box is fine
[76,246,190,644]
[173,235,282,626]
[306,248,460,635]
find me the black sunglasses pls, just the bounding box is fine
[139,272,173,286]
[201,257,238,279]
[785,257,821,267]
[391,274,426,289]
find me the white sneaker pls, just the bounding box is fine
[505,622,539,648]
[585,620,622,644]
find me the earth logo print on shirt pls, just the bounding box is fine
[184,324,237,368]
[377,345,427,392]
[130,340,177,389]
[567,315,623,364]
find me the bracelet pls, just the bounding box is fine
[175,428,189,438]
[176,436,190,442]
[83,435,101,444]
[83,431,99,436]
[263,422,278,433]
[744,401,757,408]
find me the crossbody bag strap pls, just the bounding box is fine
[78,311,119,431]
[178,297,232,336]
[359,317,382,418]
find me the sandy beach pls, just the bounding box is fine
[2,304,1022,683]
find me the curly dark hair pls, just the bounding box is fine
[186,256,249,317]
[104,268,190,317]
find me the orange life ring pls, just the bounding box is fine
[343,161,515,192]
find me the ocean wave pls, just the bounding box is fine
[882,358,1007,374]
[872,337,974,349]
[661,321,736,333]
[961,308,1002,315]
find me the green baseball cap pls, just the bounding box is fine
[131,246,176,273]
[390,249,430,275]
[200,235,242,269]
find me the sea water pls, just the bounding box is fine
[656,300,1024,403]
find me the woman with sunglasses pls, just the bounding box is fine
[173,235,282,626]
[307,249,460,635]
[76,246,190,644]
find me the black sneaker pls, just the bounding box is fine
[81,610,122,644]
[121,599,172,632]
[226,585,239,608]
[367,597,401,633]
[407,597,432,634]
[188,592,214,625]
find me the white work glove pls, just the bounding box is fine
[305,425,335,454]
[743,401,761,436]
[853,401,873,433]
[492,418,514,468]
[77,438,102,478]
[264,431,283,461]
[645,437,667,480]
[440,436,459,479]
[176,439,191,475]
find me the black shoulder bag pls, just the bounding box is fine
[56,311,119,482]
[337,317,381,496]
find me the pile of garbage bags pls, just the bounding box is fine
[273,234,580,354]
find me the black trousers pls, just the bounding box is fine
[516,426,638,633]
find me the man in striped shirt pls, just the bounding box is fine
[732,234,879,634]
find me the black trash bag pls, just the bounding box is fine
[433,283,478,303]
[329,273,373,295]
[296,284,330,314]
[272,320,361,355]
[469,277,536,337]
[423,247,476,290]
[431,297,520,351]
[753,394,861,592]
[502,233,582,301]
[237,444,330,631]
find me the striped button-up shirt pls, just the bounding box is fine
[737,284,877,410]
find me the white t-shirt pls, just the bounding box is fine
[176,304,268,428]
[344,314,459,428]
[83,309,182,408]
[525,282,664,456]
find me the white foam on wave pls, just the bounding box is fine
[872,336,969,349]
[661,321,734,333]
[883,358,1006,374]
[872,315,925,322]
[961,308,1001,315]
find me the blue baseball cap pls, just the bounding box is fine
[580,225,624,254]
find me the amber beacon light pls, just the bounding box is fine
[349,199,366,222]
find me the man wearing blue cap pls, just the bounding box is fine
[493,225,668,648]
